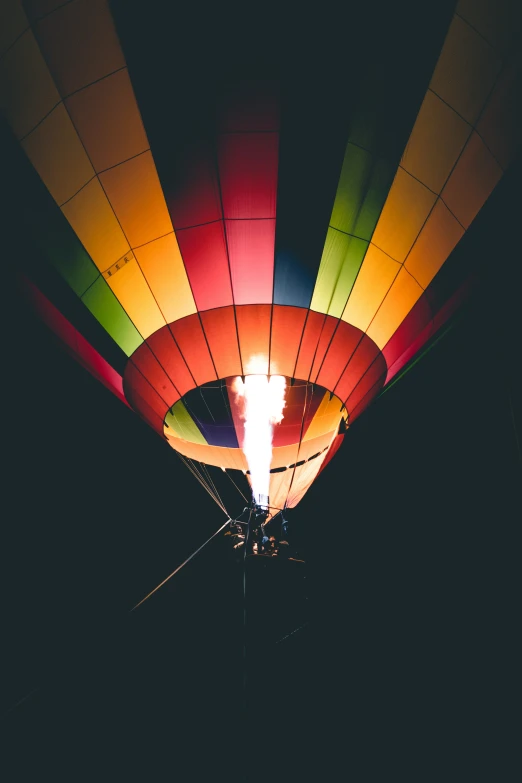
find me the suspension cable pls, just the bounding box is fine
[130,517,231,612]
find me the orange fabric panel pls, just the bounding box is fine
[442,132,503,228]
[33,0,125,96]
[105,257,165,339]
[21,103,94,205]
[401,91,471,194]
[268,470,295,511]
[164,436,248,471]
[477,58,521,170]
[269,306,307,377]
[65,68,149,172]
[456,0,520,60]
[235,304,272,375]
[0,30,60,138]
[200,307,243,380]
[405,200,464,289]
[430,14,502,125]
[286,451,330,509]
[370,168,437,262]
[0,1,29,55]
[99,151,173,249]
[367,267,424,350]
[303,391,343,442]
[133,233,196,323]
[61,177,129,273]
[271,442,300,470]
[342,244,400,332]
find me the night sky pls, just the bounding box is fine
[2,2,520,780]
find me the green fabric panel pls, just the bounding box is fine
[330,144,394,240]
[38,224,98,296]
[165,401,208,445]
[81,276,143,357]
[310,229,368,317]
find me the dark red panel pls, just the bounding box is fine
[218,81,280,132]
[171,314,218,387]
[235,304,272,374]
[200,306,243,379]
[317,433,344,476]
[225,219,275,304]
[382,292,432,369]
[176,222,233,311]
[23,276,128,406]
[129,343,179,407]
[334,336,382,402]
[269,305,308,377]
[310,316,338,383]
[166,141,222,229]
[345,358,386,419]
[272,383,321,448]
[218,133,278,219]
[147,327,195,397]
[294,310,326,382]
[124,360,169,425]
[316,320,360,392]
[126,385,166,436]
[348,375,385,424]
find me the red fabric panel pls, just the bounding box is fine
[334,336,382,402]
[200,306,243,379]
[272,383,316,448]
[218,133,278,219]
[310,316,338,383]
[384,278,474,385]
[316,320,360,392]
[382,292,432,369]
[235,304,272,374]
[167,142,222,229]
[22,276,128,406]
[317,433,344,476]
[225,218,275,304]
[345,359,386,418]
[129,343,180,407]
[348,376,384,424]
[269,305,308,377]
[126,385,166,436]
[147,327,195,397]
[124,360,169,424]
[171,314,218,387]
[176,222,233,311]
[294,311,326,382]
[218,81,280,132]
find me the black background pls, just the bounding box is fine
[1,1,520,780]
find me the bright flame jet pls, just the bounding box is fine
[232,356,286,508]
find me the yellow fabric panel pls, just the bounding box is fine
[105,256,165,339]
[286,450,330,509]
[456,0,521,59]
[61,178,130,272]
[442,132,503,229]
[271,443,300,470]
[0,1,29,55]
[65,69,149,172]
[33,0,125,96]
[430,14,502,126]
[164,436,249,471]
[134,233,196,323]
[342,244,400,332]
[401,91,471,194]
[405,200,464,290]
[21,103,94,205]
[367,267,424,350]
[268,470,295,512]
[0,30,60,138]
[303,391,343,442]
[99,151,173,249]
[370,168,437,262]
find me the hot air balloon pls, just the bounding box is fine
[1,0,520,522]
